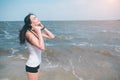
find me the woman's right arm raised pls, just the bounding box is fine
[25,28,45,51]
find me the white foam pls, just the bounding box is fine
[65,36,74,40]
[71,42,93,47]
[46,64,59,69]
[7,48,18,58]
[43,58,59,70]
[45,43,55,47]
[79,56,82,63]
[3,30,9,34]
[101,30,120,34]
[6,22,11,27]
[101,30,107,33]
[58,35,74,40]
[62,67,70,72]
[5,35,13,39]
[45,58,52,65]
[7,55,14,58]
[69,60,84,80]
[3,30,13,39]
[103,44,120,48]
[25,46,28,49]
[11,48,19,54]
[18,55,27,60]
[115,47,120,52]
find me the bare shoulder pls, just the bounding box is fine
[25,30,32,38]
[25,30,38,41]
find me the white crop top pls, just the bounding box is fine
[26,41,42,67]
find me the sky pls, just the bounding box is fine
[0,0,120,21]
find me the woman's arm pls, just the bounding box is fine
[34,28,45,50]
[26,27,45,51]
[40,24,55,39]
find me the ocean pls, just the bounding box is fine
[0,20,120,80]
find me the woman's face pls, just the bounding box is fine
[30,15,40,26]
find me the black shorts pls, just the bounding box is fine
[25,65,40,73]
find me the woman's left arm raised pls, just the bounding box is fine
[40,24,55,39]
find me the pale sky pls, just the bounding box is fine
[0,0,120,21]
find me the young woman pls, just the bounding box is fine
[19,13,55,80]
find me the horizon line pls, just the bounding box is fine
[0,19,120,22]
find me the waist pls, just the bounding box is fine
[26,41,42,53]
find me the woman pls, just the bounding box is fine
[19,13,55,80]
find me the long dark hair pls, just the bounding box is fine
[19,13,33,45]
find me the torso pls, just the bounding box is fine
[25,30,42,67]
[26,41,42,67]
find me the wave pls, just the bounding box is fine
[69,60,84,80]
[10,48,19,54]
[56,35,74,40]
[8,54,27,60]
[0,47,28,60]
[2,30,13,39]
[70,42,120,48]
[100,30,120,34]
[45,64,59,69]
[115,47,120,52]
[70,42,93,47]
[0,30,18,40]
[3,30,9,34]
[45,43,56,47]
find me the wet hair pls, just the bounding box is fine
[19,13,34,44]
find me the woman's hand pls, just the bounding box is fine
[31,27,42,34]
[30,25,41,36]
[38,22,44,29]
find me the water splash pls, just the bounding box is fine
[69,60,84,80]
[79,56,82,63]
[57,35,74,40]
[3,30,9,34]
[11,48,19,54]
[8,48,19,57]
[17,54,27,60]
[101,30,120,34]
[45,64,59,69]
[115,47,120,53]
[71,42,93,47]
[3,30,13,39]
